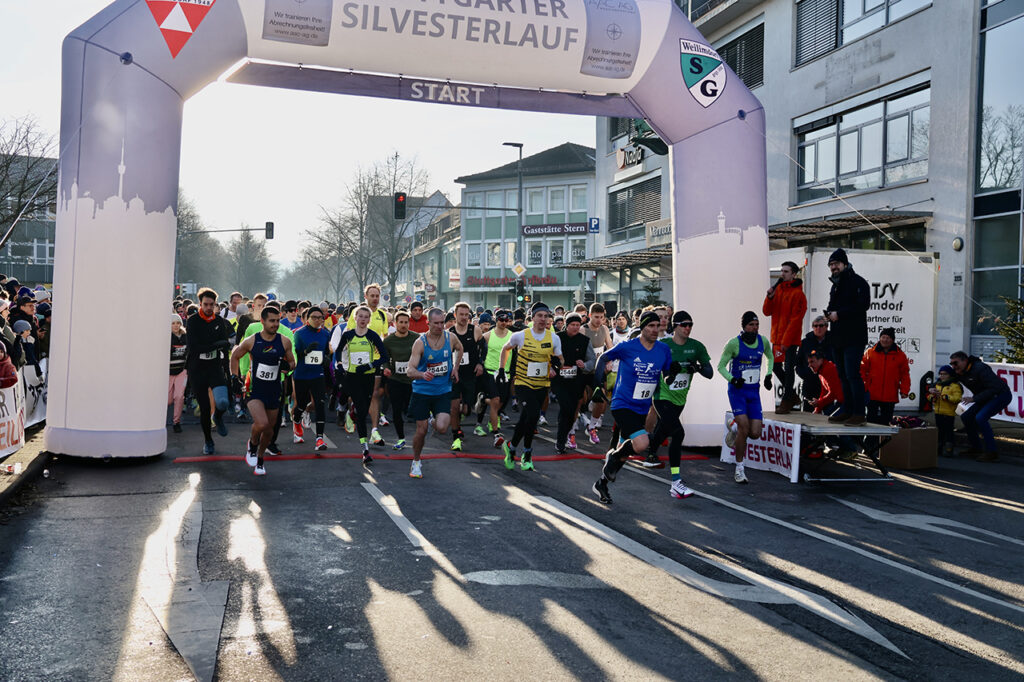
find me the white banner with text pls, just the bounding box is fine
[720,413,801,483]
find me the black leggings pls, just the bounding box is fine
[649,400,686,468]
[387,380,412,440]
[511,386,547,450]
[293,377,327,436]
[772,344,799,402]
[190,370,227,442]
[344,372,376,439]
[552,378,583,446]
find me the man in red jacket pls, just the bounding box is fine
[807,350,843,414]
[763,261,807,414]
[860,326,910,426]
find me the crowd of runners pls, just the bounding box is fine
[169,282,726,500]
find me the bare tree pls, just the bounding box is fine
[175,190,230,293]
[223,226,278,296]
[978,104,1024,191]
[0,116,58,248]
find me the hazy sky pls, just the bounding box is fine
[0,1,596,264]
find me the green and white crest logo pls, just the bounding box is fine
[680,39,726,108]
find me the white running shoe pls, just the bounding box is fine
[302,410,312,429]
[245,445,257,468]
[379,415,390,427]
[409,460,423,478]
[253,466,267,476]
[538,415,548,426]
[734,466,748,484]
[670,480,695,499]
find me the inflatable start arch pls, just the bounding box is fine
[49,0,769,457]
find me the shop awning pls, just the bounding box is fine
[564,244,672,271]
[769,210,931,243]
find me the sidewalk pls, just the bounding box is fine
[0,426,50,506]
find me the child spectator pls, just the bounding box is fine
[929,364,963,457]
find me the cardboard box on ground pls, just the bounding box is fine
[879,427,937,470]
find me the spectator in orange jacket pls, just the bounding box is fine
[763,261,808,414]
[860,327,910,426]
[807,350,843,415]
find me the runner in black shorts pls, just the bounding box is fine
[449,301,483,452]
[230,306,296,476]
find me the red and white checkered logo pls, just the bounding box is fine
[145,0,216,58]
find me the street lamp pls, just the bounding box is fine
[503,141,523,305]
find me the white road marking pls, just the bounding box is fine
[463,570,607,589]
[623,466,1024,617]
[832,497,1024,547]
[322,434,337,449]
[528,495,905,657]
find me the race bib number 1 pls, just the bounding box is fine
[632,382,656,400]
[741,368,760,385]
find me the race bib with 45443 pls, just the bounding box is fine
[427,361,448,376]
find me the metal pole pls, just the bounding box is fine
[517,147,523,277]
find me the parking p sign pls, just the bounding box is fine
[588,217,600,234]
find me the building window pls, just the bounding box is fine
[608,176,661,243]
[505,189,518,211]
[718,24,764,89]
[548,188,566,213]
[485,191,503,217]
[569,238,587,263]
[466,242,482,268]
[505,242,517,268]
[527,188,545,215]
[796,86,929,203]
[33,239,54,265]
[465,193,483,218]
[971,214,1022,334]
[570,186,588,213]
[548,240,565,266]
[527,240,544,267]
[977,12,1024,193]
[795,0,930,67]
[486,242,501,268]
[608,117,637,140]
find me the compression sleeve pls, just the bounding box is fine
[762,335,775,375]
[717,337,740,382]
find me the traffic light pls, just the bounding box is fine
[265,221,274,239]
[174,284,181,297]
[523,293,532,304]
[393,192,407,220]
[515,278,525,303]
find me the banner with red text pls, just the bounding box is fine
[0,374,26,458]
[988,362,1024,423]
[720,413,801,483]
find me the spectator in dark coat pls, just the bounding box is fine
[796,315,833,410]
[823,248,871,425]
[950,351,1011,462]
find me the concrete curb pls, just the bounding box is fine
[0,426,50,507]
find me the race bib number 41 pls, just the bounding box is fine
[395,361,409,375]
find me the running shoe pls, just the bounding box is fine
[451,437,463,452]
[245,440,257,467]
[302,410,312,429]
[502,442,515,470]
[474,392,486,415]
[362,447,373,466]
[602,450,619,482]
[734,466,748,484]
[371,428,385,446]
[172,423,182,433]
[315,437,327,452]
[344,411,355,433]
[593,478,612,504]
[253,465,267,476]
[499,412,510,422]
[293,423,304,444]
[409,460,423,478]
[555,443,568,455]
[473,425,487,437]
[392,439,406,451]
[266,443,282,457]
[567,434,577,450]
[214,413,228,437]
[493,432,505,449]
[588,428,600,445]
[379,415,390,428]
[202,441,215,456]
[538,414,548,426]
[642,453,664,469]
[670,480,695,499]
[511,399,519,412]
[577,414,589,431]
[520,449,535,471]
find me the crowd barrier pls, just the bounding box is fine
[0,359,48,459]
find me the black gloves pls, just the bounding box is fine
[355,362,373,374]
[764,375,773,390]
[668,361,683,376]
[591,386,606,404]
[730,377,745,389]
[684,360,699,374]
[230,374,244,395]
[551,357,562,371]
[497,368,507,384]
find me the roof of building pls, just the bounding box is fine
[454,143,596,184]
[564,244,672,271]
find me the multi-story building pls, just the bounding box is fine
[413,206,461,311]
[455,143,596,311]
[1,155,57,287]
[588,0,1021,360]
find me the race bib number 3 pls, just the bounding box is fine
[669,373,690,391]
[305,350,323,365]
[460,352,470,366]
[427,361,448,376]
[395,362,409,375]
[256,363,280,382]
[632,382,656,400]
[527,361,548,378]
[741,368,760,385]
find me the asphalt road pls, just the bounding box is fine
[0,410,1022,681]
